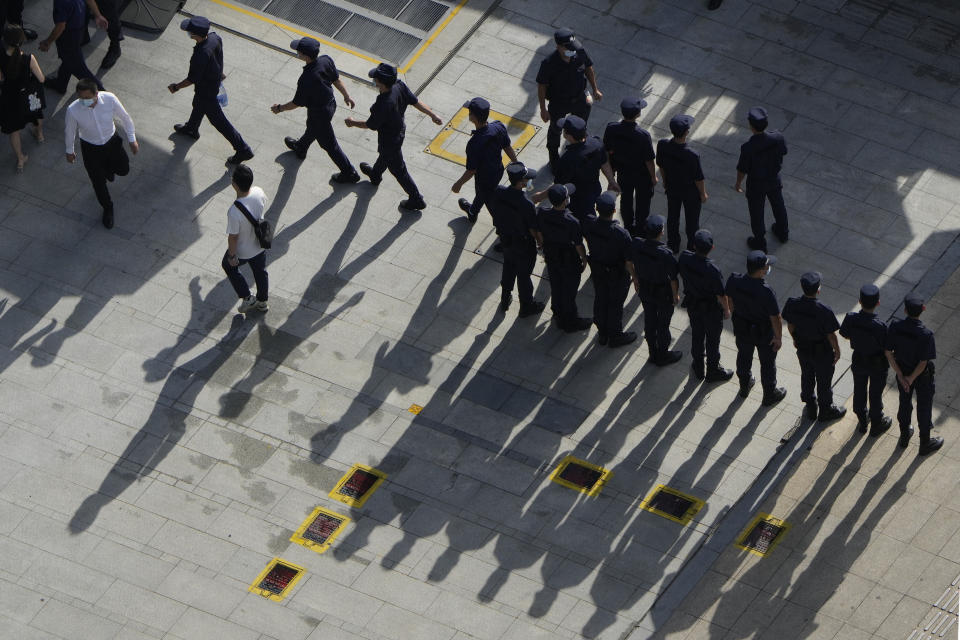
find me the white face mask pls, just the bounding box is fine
[766,265,773,275]
[524,181,535,192]
[79,97,95,107]
[563,49,576,58]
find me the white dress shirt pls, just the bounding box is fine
[64,91,136,154]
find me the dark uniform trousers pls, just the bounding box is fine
[185,93,247,152]
[501,235,536,304]
[469,172,503,218]
[371,146,421,199]
[666,189,701,253]
[617,170,653,233]
[1,0,23,27]
[688,301,722,369]
[545,246,581,325]
[851,352,887,421]
[547,98,590,168]
[94,0,123,43]
[747,181,787,244]
[640,286,673,356]
[897,361,934,439]
[297,114,353,174]
[590,262,629,337]
[733,319,777,391]
[54,30,103,91]
[796,341,835,408]
[80,134,128,211]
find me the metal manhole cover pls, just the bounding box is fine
[249,558,306,601]
[549,456,611,496]
[641,485,705,525]
[736,513,791,557]
[329,464,387,507]
[291,506,350,553]
[560,463,602,489]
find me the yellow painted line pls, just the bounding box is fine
[290,506,351,554]
[549,455,612,497]
[208,0,380,64]
[735,512,791,558]
[639,484,705,526]
[426,107,541,167]
[400,0,469,74]
[248,558,306,601]
[329,463,387,508]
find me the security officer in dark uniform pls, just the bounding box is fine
[724,250,786,405]
[603,97,657,236]
[91,0,123,69]
[168,16,254,165]
[488,162,545,317]
[536,28,602,173]
[345,63,444,211]
[679,229,733,382]
[583,191,638,347]
[735,106,788,251]
[632,215,681,365]
[885,294,944,455]
[657,114,707,254]
[781,272,846,422]
[840,284,892,435]
[538,183,591,332]
[271,37,360,183]
[0,0,38,40]
[452,97,517,223]
[550,114,618,222]
[39,0,103,92]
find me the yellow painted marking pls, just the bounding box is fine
[408,404,424,414]
[548,455,611,497]
[290,506,351,554]
[735,512,791,558]
[639,484,705,526]
[329,463,387,508]
[248,558,306,601]
[426,107,540,167]
[400,0,470,73]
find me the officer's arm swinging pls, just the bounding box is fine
[770,315,783,351]
[332,79,355,109]
[451,169,475,193]
[411,100,443,125]
[585,67,602,101]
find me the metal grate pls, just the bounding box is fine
[558,462,603,491]
[396,0,448,31]
[739,521,784,555]
[258,563,301,595]
[335,13,422,63]
[345,0,408,19]
[648,490,695,520]
[336,467,380,500]
[260,0,351,36]
[301,511,347,545]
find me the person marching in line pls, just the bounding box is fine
[38,0,104,93]
[657,114,706,254]
[550,114,618,222]
[538,183,591,332]
[678,229,733,382]
[632,215,682,366]
[781,272,846,422]
[839,284,893,436]
[452,97,516,223]
[271,37,360,184]
[735,106,788,251]
[603,97,657,236]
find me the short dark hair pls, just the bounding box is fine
[3,24,25,48]
[76,77,99,94]
[232,163,253,191]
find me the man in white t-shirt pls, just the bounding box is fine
[222,164,269,312]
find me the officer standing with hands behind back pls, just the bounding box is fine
[840,284,893,435]
[735,106,788,251]
[603,97,657,236]
[538,183,591,333]
[679,229,733,382]
[657,114,706,254]
[452,97,516,223]
[550,114,618,222]
[632,215,682,366]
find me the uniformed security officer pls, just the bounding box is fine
[724,250,786,405]
[39,0,104,93]
[781,272,846,422]
[536,28,602,173]
[839,284,892,435]
[657,114,707,254]
[270,37,360,184]
[549,114,618,222]
[488,162,545,317]
[168,16,254,165]
[885,294,944,455]
[679,229,733,382]
[452,97,517,223]
[344,63,443,211]
[632,215,682,365]
[538,183,591,332]
[583,191,638,347]
[735,106,788,251]
[603,97,657,236]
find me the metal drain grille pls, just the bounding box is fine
[397,0,448,31]
[648,490,695,520]
[336,13,422,63]
[558,462,603,490]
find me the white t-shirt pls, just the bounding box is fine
[226,187,268,260]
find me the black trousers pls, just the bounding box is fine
[747,182,787,246]
[797,346,835,408]
[545,253,581,326]
[689,305,723,369]
[469,172,502,218]
[897,365,934,440]
[591,266,629,337]
[666,189,701,253]
[297,114,354,174]
[851,356,887,421]
[54,30,102,91]
[617,170,653,234]
[569,185,601,222]
[185,92,249,153]
[501,236,536,305]
[546,97,590,169]
[94,0,123,43]
[222,250,268,301]
[371,145,421,199]
[735,332,778,392]
[1,0,23,26]
[80,134,128,211]
[640,296,673,356]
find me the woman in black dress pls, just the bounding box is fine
[0,24,45,172]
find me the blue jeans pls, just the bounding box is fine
[222,250,268,301]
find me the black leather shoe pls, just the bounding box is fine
[101,43,121,69]
[332,171,361,184]
[654,350,683,366]
[762,387,787,406]
[458,197,478,223]
[609,331,637,348]
[359,162,381,185]
[284,136,306,160]
[805,402,818,420]
[771,224,788,243]
[919,436,944,456]
[562,317,593,332]
[400,197,427,211]
[23,27,38,41]
[597,333,609,346]
[855,413,868,434]
[818,405,847,422]
[869,416,892,437]
[691,364,705,380]
[739,376,755,398]
[518,300,545,318]
[227,148,254,164]
[173,124,199,140]
[705,366,733,382]
[101,206,114,229]
[898,426,914,448]
[499,294,512,313]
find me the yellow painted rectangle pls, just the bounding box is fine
[248,558,306,601]
[290,506,351,554]
[408,404,424,414]
[735,512,791,558]
[426,107,540,167]
[548,455,611,497]
[329,463,387,508]
[639,484,705,525]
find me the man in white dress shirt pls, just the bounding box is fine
[64,77,138,228]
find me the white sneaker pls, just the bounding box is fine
[237,296,257,313]
[254,300,269,312]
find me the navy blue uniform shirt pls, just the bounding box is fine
[678,252,724,302]
[366,81,418,151]
[736,131,787,186]
[538,206,582,251]
[293,56,340,119]
[536,50,592,104]
[656,139,704,195]
[725,274,779,325]
[603,120,655,175]
[466,121,510,178]
[632,238,678,287]
[555,136,607,193]
[840,311,887,356]
[53,0,86,31]
[188,32,225,97]
[886,317,936,369]
[490,186,538,239]
[584,218,631,266]
[782,296,839,342]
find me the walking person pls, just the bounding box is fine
[632,215,682,365]
[452,96,516,223]
[678,229,733,382]
[344,62,443,211]
[657,114,706,253]
[839,284,893,436]
[90,0,123,68]
[0,24,45,172]
[38,0,104,93]
[885,294,944,455]
[168,16,253,165]
[271,37,359,183]
[0,0,38,39]
[538,183,591,332]
[603,97,657,236]
[64,77,137,228]
[223,164,269,313]
[734,106,788,251]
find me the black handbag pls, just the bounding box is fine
[21,54,45,119]
[234,200,272,249]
